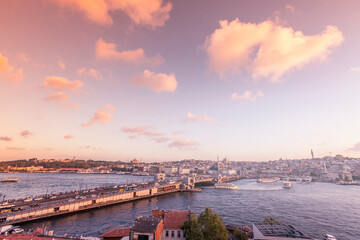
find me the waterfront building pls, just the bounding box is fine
[253,222,311,240]
[152,210,190,240]
[130,217,163,240]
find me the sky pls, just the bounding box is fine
[1,0,360,162]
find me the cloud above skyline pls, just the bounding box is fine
[122,125,170,143]
[6,147,26,150]
[132,70,177,92]
[52,0,172,28]
[204,19,344,81]
[0,52,25,86]
[20,130,33,138]
[95,38,163,66]
[185,112,215,123]
[82,105,114,127]
[64,134,74,139]
[231,90,264,102]
[349,142,360,151]
[0,137,12,141]
[168,137,199,149]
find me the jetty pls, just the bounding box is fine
[0,179,200,226]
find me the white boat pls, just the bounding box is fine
[283,181,292,189]
[214,183,238,190]
[296,178,303,183]
[1,178,18,183]
[304,177,312,183]
[323,234,337,240]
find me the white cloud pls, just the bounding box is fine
[231,90,264,102]
[204,19,344,82]
[185,112,215,123]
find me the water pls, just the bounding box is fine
[0,173,359,240]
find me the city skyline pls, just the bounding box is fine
[1,0,360,162]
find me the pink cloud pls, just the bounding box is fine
[168,137,199,149]
[43,92,78,108]
[132,70,177,93]
[0,52,25,86]
[42,76,83,91]
[285,4,295,13]
[78,67,103,80]
[17,53,31,62]
[231,90,264,102]
[7,147,26,150]
[204,19,344,81]
[20,130,33,138]
[44,92,69,103]
[82,105,114,127]
[64,134,74,139]
[57,57,66,69]
[52,0,172,28]
[0,136,12,141]
[185,112,215,123]
[95,38,163,66]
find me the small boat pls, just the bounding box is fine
[1,178,18,183]
[296,178,303,183]
[214,183,238,190]
[283,181,292,189]
[323,234,337,240]
[304,177,312,183]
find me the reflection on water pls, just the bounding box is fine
[1,174,359,240]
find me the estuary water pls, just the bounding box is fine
[0,173,359,240]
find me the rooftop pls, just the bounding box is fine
[131,217,162,233]
[100,228,130,238]
[152,210,190,229]
[253,222,311,239]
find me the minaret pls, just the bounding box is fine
[311,149,314,160]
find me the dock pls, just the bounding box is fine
[0,182,196,226]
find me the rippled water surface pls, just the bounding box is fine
[1,173,359,240]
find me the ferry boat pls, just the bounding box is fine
[257,177,279,183]
[1,178,18,183]
[282,181,292,189]
[214,182,238,190]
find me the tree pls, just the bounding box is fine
[233,228,248,240]
[182,214,204,240]
[198,207,228,240]
[263,217,283,224]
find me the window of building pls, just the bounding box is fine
[171,231,174,237]
[166,230,169,237]
[178,231,181,237]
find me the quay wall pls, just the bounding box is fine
[0,183,181,226]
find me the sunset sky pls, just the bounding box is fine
[1,0,360,162]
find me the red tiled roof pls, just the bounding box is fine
[163,210,190,229]
[100,228,130,238]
